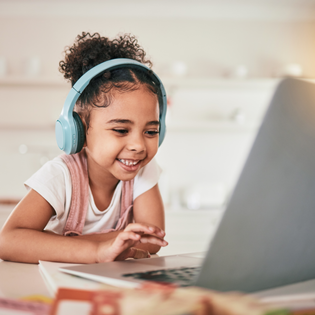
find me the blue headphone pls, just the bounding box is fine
[55,58,167,155]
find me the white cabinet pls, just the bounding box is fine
[0,129,61,200]
[158,208,224,256]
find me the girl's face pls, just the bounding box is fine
[84,86,160,183]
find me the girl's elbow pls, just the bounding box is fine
[0,232,11,261]
[0,227,21,261]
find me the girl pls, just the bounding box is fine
[0,32,168,264]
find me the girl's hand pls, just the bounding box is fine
[96,223,167,263]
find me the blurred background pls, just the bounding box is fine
[1,0,315,255]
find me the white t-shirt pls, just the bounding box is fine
[24,156,162,235]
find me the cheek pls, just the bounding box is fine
[86,131,118,154]
[147,139,159,157]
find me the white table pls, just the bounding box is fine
[1,205,315,301]
[1,258,315,300]
[0,260,51,299]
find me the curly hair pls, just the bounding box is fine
[59,32,159,129]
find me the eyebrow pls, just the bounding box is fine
[107,119,132,124]
[107,119,160,126]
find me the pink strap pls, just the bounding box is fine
[60,150,134,236]
[60,151,89,236]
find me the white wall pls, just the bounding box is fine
[1,17,315,81]
[1,1,315,207]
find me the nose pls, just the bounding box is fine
[127,132,146,153]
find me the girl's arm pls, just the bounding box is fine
[0,189,166,264]
[132,184,165,254]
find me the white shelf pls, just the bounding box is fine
[0,76,69,87]
[0,125,55,131]
[166,120,261,132]
[0,76,280,89]
[162,77,315,90]
[1,76,313,89]
[161,77,280,89]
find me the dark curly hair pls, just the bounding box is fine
[59,32,159,129]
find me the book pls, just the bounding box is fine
[49,286,276,315]
[38,261,114,296]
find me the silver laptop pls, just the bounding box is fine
[60,78,315,293]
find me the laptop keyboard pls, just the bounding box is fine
[122,266,201,287]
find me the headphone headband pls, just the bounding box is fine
[56,58,167,154]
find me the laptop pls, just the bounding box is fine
[60,78,315,293]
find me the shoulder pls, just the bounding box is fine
[133,158,162,200]
[25,156,70,185]
[24,155,72,217]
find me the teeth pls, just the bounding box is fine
[118,159,139,166]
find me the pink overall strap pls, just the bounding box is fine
[60,150,89,236]
[114,180,134,230]
[61,150,134,236]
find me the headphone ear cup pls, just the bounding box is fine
[73,112,85,153]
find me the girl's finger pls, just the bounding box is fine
[138,235,168,246]
[125,223,165,237]
[116,231,141,243]
[124,223,153,233]
[108,237,139,259]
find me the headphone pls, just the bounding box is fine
[55,58,167,155]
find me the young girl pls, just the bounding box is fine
[0,32,168,264]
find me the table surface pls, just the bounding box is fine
[0,260,51,299]
[1,205,315,301]
[1,258,315,301]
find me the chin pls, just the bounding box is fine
[120,174,138,182]
[114,171,137,182]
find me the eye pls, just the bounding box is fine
[113,129,128,134]
[145,130,159,136]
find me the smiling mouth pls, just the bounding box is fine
[117,159,141,166]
